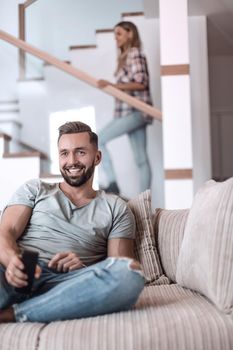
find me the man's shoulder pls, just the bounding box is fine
[20,179,59,197]
[97,190,127,205]
[97,190,131,216]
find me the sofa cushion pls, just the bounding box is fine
[153,208,189,282]
[176,178,233,314]
[0,323,44,350]
[128,190,169,285]
[37,284,233,350]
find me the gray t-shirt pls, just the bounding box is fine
[5,179,135,265]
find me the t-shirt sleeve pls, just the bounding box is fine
[127,48,150,87]
[4,179,40,210]
[108,198,135,240]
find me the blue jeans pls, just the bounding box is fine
[99,112,152,191]
[0,257,145,323]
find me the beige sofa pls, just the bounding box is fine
[1,181,233,350]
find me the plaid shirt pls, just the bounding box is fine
[114,47,153,122]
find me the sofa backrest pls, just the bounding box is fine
[152,208,189,283]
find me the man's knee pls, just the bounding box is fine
[129,259,142,271]
[110,257,144,282]
[115,258,145,308]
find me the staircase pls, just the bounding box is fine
[0,12,164,208]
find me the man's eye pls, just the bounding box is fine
[78,151,85,155]
[60,152,67,157]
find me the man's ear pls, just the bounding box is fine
[95,150,102,165]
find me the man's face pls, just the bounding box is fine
[58,132,101,187]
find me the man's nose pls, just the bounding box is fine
[67,152,77,165]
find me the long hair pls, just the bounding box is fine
[114,21,141,74]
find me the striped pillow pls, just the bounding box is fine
[176,178,233,313]
[154,208,189,283]
[128,190,169,286]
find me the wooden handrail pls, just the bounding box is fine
[0,29,162,121]
[19,1,38,79]
[23,0,38,9]
[18,4,25,79]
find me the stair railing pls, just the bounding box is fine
[18,0,39,79]
[0,29,162,120]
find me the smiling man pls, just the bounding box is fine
[0,121,144,323]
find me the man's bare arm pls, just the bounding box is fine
[107,238,135,259]
[0,205,32,267]
[0,205,41,288]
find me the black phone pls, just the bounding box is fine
[15,249,39,294]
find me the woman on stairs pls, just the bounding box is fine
[97,21,153,195]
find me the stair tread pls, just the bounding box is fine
[70,44,97,50]
[122,11,144,17]
[0,100,19,104]
[44,60,71,66]
[0,132,12,141]
[0,108,20,113]
[96,28,114,34]
[18,77,45,82]
[3,151,47,159]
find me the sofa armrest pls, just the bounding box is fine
[153,209,189,283]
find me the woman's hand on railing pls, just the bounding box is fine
[97,79,112,88]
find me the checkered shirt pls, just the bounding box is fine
[114,47,153,123]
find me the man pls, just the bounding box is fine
[0,121,144,323]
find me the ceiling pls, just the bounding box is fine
[144,0,233,55]
[189,0,233,55]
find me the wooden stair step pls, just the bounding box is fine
[122,11,144,17]
[3,151,47,159]
[96,28,114,34]
[69,44,97,51]
[0,132,12,141]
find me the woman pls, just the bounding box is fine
[97,21,153,195]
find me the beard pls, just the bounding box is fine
[60,161,95,187]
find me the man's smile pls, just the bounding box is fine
[64,165,85,176]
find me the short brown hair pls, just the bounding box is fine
[58,121,98,147]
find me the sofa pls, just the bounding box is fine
[1,179,233,350]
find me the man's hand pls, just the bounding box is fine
[48,252,85,272]
[5,254,41,288]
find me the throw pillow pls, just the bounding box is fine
[128,190,169,286]
[176,178,233,314]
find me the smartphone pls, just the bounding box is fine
[15,249,39,294]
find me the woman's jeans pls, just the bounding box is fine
[99,112,152,191]
[0,257,145,323]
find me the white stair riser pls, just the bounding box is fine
[0,156,41,210]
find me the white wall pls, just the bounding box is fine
[209,55,233,180]
[189,16,212,192]
[0,156,41,210]
[209,55,233,110]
